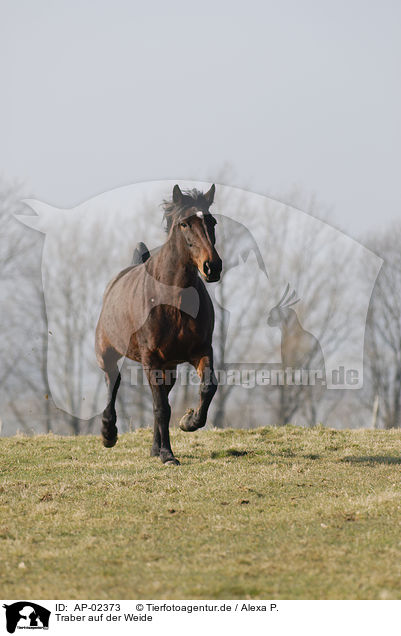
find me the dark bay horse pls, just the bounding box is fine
[95,184,222,464]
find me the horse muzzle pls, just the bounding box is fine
[202,258,222,283]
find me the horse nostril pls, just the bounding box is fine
[203,261,212,277]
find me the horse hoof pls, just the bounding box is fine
[164,458,181,466]
[179,409,199,432]
[150,445,160,457]
[160,451,180,465]
[102,434,118,448]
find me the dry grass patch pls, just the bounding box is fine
[1,426,401,598]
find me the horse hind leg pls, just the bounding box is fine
[101,361,121,447]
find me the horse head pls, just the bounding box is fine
[163,184,222,283]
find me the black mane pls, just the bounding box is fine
[162,188,210,232]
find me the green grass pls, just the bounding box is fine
[1,426,401,599]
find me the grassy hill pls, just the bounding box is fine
[1,426,401,599]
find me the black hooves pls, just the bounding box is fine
[151,446,180,464]
[160,450,180,465]
[101,421,118,448]
[164,457,181,466]
[102,434,118,448]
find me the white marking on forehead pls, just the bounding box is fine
[196,210,204,218]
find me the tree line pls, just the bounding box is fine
[0,175,399,434]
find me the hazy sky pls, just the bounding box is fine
[1,0,400,236]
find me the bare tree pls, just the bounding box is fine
[209,187,353,428]
[1,176,382,436]
[362,223,401,429]
[0,177,53,434]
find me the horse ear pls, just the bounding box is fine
[173,184,183,204]
[204,184,215,205]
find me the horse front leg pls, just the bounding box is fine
[146,367,179,465]
[179,351,218,432]
[149,369,176,458]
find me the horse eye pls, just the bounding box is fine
[180,222,188,229]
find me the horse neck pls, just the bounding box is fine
[147,228,198,288]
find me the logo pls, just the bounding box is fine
[15,180,382,420]
[2,603,50,633]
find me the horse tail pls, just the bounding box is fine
[132,242,150,266]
